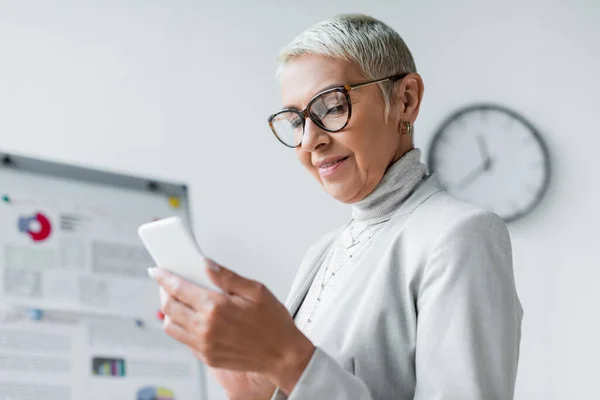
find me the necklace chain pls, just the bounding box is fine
[300,222,380,333]
[346,224,372,250]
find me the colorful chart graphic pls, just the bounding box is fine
[92,357,126,377]
[137,386,175,400]
[168,196,181,209]
[18,212,52,242]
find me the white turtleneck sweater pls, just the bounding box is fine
[294,149,427,335]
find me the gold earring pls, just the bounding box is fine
[402,121,412,135]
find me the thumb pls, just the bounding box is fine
[205,259,261,298]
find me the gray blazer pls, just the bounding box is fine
[272,175,523,400]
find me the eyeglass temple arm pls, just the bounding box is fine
[347,73,409,90]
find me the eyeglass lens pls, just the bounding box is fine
[271,90,350,147]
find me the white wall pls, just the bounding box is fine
[1,0,599,399]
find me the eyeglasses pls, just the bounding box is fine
[268,73,408,148]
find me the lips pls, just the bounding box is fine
[320,157,348,168]
[316,156,349,177]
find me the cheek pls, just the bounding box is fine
[341,116,392,174]
[296,149,316,173]
[337,129,374,169]
[296,149,325,185]
[354,108,393,147]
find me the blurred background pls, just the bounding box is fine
[0,0,598,399]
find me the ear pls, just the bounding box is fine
[393,73,425,125]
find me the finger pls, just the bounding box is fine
[149,267,213,309]
[163,315,197,349]
[205,259,265,300]
[159,286,168,307]
[160,290,203,331]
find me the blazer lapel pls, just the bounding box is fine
[283,174,444,317]
[284,233,338,316]
[396,174,444,216]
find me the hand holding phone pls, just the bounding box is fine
[138,216,220,292]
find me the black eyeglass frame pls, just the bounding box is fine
[268,73,409,148]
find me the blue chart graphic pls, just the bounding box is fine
[137,386,175,400]
[18,212,52,242]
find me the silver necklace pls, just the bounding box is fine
[345,224,372,250]
[301,222,378,333]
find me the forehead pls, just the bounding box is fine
[280,54,364,109]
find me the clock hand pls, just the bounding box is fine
[476,135,493,171]
[455,159,494,190]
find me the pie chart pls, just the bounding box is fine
[137,386,175,400]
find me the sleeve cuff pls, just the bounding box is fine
[272,347,362,400]
[271,346,323,400]
[270,388,288,400]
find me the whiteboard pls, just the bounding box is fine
[0,151,206,400]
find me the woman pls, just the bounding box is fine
[149,14,523,400]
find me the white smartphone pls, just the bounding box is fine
[138,216,220,292]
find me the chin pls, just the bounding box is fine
[322,182,359,204]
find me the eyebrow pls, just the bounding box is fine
[283,82,345,110]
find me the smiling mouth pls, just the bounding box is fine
[319,156,349,168]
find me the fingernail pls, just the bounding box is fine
[206,259,220,272]
[147,267,157,279]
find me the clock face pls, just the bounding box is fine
[428,104,550,222]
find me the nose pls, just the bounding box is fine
[301,118,330,152]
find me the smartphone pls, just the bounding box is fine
[138,216,220,292]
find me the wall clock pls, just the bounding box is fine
[427,104,550,222]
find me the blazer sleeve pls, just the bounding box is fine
[414,209,523,399]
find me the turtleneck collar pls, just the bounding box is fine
[352,148,427,224]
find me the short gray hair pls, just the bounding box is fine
[277,14,417,113]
